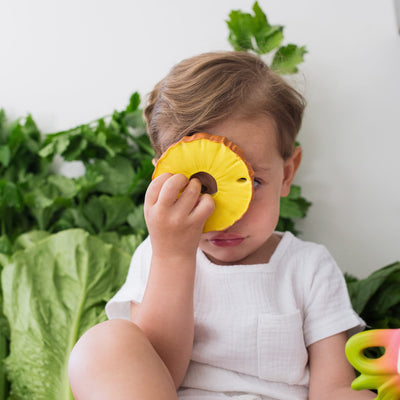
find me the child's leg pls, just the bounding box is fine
[68,319,178,400]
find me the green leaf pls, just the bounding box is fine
[227,10,255,52]
[99,196,136,231]
[7,115,41,157]
[47,175,79,198]
[227,2,285,56]
[2,114,47,184]
[276,217,296,235]
[0,235,12,256]
[23,175,76,231]
[83,195,135,233]
[252,1,269,29]
[255,26,284,55]
[0,145,11,167]
[53,208,95,234]
[57,135,88,162]
[0,180,24,210]
[252,2,284,54]
[279,184,311,219]
[346,262,400,321]
[39,131,75,159]
[87,155,135,196]
[125,92,141,113]
[126,204,147,235]
[129,158,154,203]
[1,229,131,400]
[132,134,154,158]
[98,232,144,255]
[367,279,400,316]
[0,332,8,399]
[12,230,51,252]
[271,44,307,74]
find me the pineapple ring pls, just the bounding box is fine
[152,133,254,232]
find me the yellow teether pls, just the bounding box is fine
[152,133,254,232]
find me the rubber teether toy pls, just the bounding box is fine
[152,133,254,233]
[345,329,400,399]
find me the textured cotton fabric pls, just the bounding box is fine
[106,231,364,399]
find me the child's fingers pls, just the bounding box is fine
[144,173,173,206]
[157,173,189,205]
[176,178,202,212]
[176,179,215,222]
[191,193,215,221]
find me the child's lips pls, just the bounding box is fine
[209,233,245,247]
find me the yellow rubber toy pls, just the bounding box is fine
[152,133,254,232]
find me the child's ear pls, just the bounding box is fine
[152,158,158,167]
[281,146,302,197]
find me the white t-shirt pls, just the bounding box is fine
[106,231,364,400]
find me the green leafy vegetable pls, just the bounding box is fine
[0,93,152,399]
[277,185,312,235]
[0,92,154,250]
[345,262,400,329]
[1,229,132,400]
[227,2,284,54]
[0,113,52,245]
[271,44,307,74]
[226,1,307,74]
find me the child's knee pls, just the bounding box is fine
[68,319,148,394]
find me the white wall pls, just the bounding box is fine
[1,0,399,277]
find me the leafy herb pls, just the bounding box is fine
[0,112,51,244]
[0,92,153,251]
[226,1,307,74]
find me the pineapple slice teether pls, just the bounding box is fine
[152,133,254,232]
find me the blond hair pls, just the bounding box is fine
[144,51,305,160]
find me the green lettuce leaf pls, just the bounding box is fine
[1,229,131,400]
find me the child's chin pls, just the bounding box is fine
[202,249,247,266]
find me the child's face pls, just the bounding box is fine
[198,115,301,265]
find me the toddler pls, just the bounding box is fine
[69,51,375,400]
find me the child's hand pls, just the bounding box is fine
[144,173,215,260]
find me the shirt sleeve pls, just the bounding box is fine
[105,236,152,320]
[302,246,365,347]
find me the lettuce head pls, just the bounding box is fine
[1,229,131,400]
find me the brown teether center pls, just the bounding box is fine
[190,171,218,195]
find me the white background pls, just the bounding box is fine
[1,0,399,277]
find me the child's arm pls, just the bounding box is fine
[130,173,214,389]
[308,331,376,399]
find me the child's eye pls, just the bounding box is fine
[253,178,262,188]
